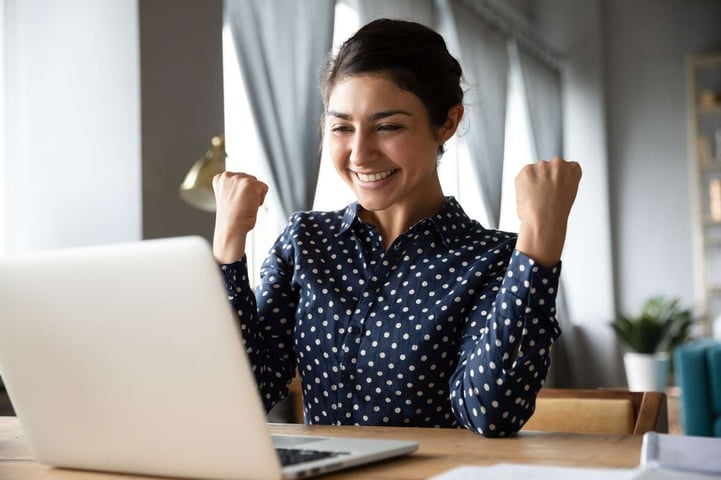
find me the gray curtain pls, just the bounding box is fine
[224,0,335,216]
[515,41,563,161]
[356,0,436,27]
[438,0,508,229]
[512,40,572,387]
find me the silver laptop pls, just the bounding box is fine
[0,236,417,480]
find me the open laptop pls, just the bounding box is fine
[0,236,417,480]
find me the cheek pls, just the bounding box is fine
[327,139,348,173]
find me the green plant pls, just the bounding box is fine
[611,296,693,354]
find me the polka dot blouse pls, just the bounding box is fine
[221,197,561,437]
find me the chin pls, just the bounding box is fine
[356,197,391,212]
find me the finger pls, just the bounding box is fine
[258,182,269,206]
[212,172,223,190]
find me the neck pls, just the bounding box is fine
[360,190,445,250]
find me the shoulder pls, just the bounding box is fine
[284,206,350,238]
[438,198,517,251]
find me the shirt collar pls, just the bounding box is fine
[339,202,361,235]
[337,197,476,246]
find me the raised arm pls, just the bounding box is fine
[213,171,298,412]
[450,157,581,437]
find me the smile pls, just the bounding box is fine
[355,169,397,182]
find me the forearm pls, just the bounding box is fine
[213,228,248,264]
[516,219,567,268]
[220,258,296,411]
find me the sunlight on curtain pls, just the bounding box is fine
[225,2,359,282]
[222,25,284,283]
[312,1,359,212]
[499,52,534,233]
[438,135,490,226]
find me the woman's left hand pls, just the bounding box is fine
[514,157,582,267]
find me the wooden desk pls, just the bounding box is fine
[0,416,642,479]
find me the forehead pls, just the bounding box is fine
[327,74,424,114]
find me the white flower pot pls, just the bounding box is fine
[623,351,669,392]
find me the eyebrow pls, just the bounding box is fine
[325,110,412,121]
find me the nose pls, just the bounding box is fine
[349,129,378,166]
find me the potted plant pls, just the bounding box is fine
[611,296,693,392]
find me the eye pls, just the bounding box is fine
[377,124,403,132]
[330,125,353,134]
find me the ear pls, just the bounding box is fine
[438,104,464,144]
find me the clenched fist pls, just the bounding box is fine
[212,171,269,264]
[514,157,582,267]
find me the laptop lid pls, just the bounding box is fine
[0,236,417,480]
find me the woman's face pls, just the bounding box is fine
[324,74,446,216]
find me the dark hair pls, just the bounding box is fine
[320,18,464,133]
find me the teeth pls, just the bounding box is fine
[356,170,394,182]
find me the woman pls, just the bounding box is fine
[212,18,581,437]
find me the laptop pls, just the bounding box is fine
[0,236,417,480]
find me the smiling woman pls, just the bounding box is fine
[213,17,580,437]
[323,75,462,246]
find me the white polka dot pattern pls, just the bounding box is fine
[221,197,561,437]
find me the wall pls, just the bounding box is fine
[139,0,224,243]
[500,0,621,386]
[1,0,224,252]
[604,0,721,317]
[518,0,721,387]
[3,0,142,252]
[0,0,6,253]
[534,0,621,387]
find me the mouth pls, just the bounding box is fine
[354,169,398,183]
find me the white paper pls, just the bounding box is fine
[642,432,721,475]
[428,464,641,480]
[632,467,721,480]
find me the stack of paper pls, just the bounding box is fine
[429,433,721,480]
[428,464,639,480]
[639,432,721,478]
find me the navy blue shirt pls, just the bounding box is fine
[221,197,561,437]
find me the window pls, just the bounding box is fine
[499,55,535,233]
[222,24,284,282]
[223,4,535,283]
[312,1,359,211]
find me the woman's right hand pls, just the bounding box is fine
[212,171,269,264]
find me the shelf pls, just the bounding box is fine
[689,52,721,334]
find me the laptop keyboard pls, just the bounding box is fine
[276,448,349,466]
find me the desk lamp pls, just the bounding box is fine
[179,135,226,211]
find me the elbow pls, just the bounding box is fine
[475,411,524,438]
[453,397,526,438]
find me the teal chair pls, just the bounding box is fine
[674,339,721,436]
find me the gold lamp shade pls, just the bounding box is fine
[179,135,226,212]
